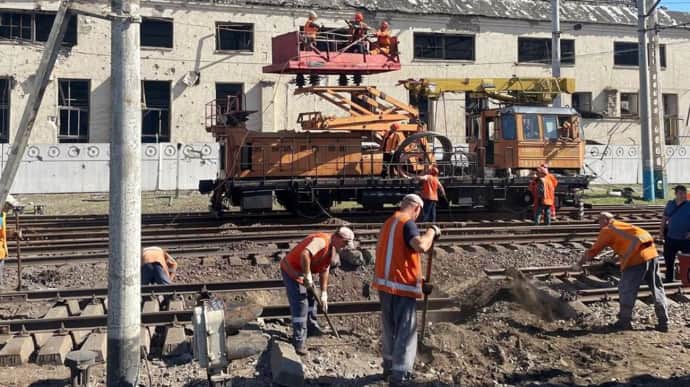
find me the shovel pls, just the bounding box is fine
[308,287,341,339]
[417,242,436,362]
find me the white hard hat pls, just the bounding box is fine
[336,226,355,248]
[308,11,318,19]
[401,193,424,209]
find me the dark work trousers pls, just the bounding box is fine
[379,290,417,383]
[382,153,393,177]
[663,238,690,282]
[281,270,319,348]
[618,258,668,326]
[141,263,171,285]
[422,199,437,222]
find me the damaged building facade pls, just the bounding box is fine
[1,0,690,148]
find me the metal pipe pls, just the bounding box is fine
[551,0,562,107]
[14,211,21,291]
[637,0,655,201]
[108,0,142,385]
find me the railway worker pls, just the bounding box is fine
[141,246,178,285]
[0,195,19,286]
[540,163,558,219]
[418,165,446,222]
[347,12,369,53]
[381,122,405,177]
[303,11,320,50]
[573,212,668,332]
[658,185,690,282]
[529,166,555,225]
[280,226,355,355]
[373,194,440,385]
[370,20,392,55]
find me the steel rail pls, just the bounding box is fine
[0,279,286,303]
[0,298,455,334]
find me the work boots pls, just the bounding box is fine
[607,320,633,331]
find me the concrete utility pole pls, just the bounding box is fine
[107,0,142,385]
[647,9,668,199]
[637,0,655,201]
[0,1,71,206]
[551,0,562,107]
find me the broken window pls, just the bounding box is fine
[215,22,253,51]
[0,78,9,143]
[141,18,173,48]
[215,83,243,125]
[142,80,171,143]
[571,92,592,114]
[517,37,575,65]
[409,90,429,125]
[58,79,89,143]
[413,33,475,61]
[620,92,639,117]
[0,10,78,45]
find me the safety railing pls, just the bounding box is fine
[205,95,244,128]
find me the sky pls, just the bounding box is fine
[661,0,690,12]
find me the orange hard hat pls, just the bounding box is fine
[390,122,401,130]
[355,12,364,21]
[430,166,439,176]
[380,20,389,29]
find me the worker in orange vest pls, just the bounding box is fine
[303,11,320,50]
[528,166,555,225]
[370,20,392,55]
[141,246,178,285]
[418,165,446,222]
[280,226,355,355]
[573,212,668,332]
[373,194,440,384]
[381,122,405,177]
[0,195,19,286]
[541,163,559,218]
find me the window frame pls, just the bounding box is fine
[0,77,10,143]
[542,115,559,140]
[501,114,517,140]
[215,22,254,52]
[140,17,174,49]
[141,80,172,143]
[571,92,593,113]
[57,78,90,143]
[412,32,475,61]
[619,92,639,118]
[521,114,541,141]
[613,41,640,67]
[517,37,575,65]
[0,10,77,46]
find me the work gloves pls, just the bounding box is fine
[320,290,328,313]
[303,272,315,291]
[430,225,442,240]
[422,282,433,296]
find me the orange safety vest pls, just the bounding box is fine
[372,211,423,299]
[0,212,7,260]
[529,175,555,207]
[376,30,391,47]
[141,247,177,278]
[304,20,318,39]
[587,220,658,271]
[280,233,332,283]
[382,131,404,154]
[421,176,440,202]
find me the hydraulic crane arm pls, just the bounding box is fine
[398,77,576,105]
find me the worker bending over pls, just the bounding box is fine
[280,226,355,355]
[658,185,690,282]
[574,212,668,332]
[529,166,556,225]
[302,11,320,50]
[0,195,20,286]
[418,165,446,222]
[373,194,440,385]
[141,246,178,285]
[381,123,405,177]
[370,20,391,55]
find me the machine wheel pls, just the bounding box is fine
[276,190,332,219]
[391,132,454,177]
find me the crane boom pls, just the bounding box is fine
[399,77,575,105]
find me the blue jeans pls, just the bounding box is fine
[422,199,437,222]
[534,205,551,225]
[379,291,417,382]
[281,270,319,347]
[141,263,171,285]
